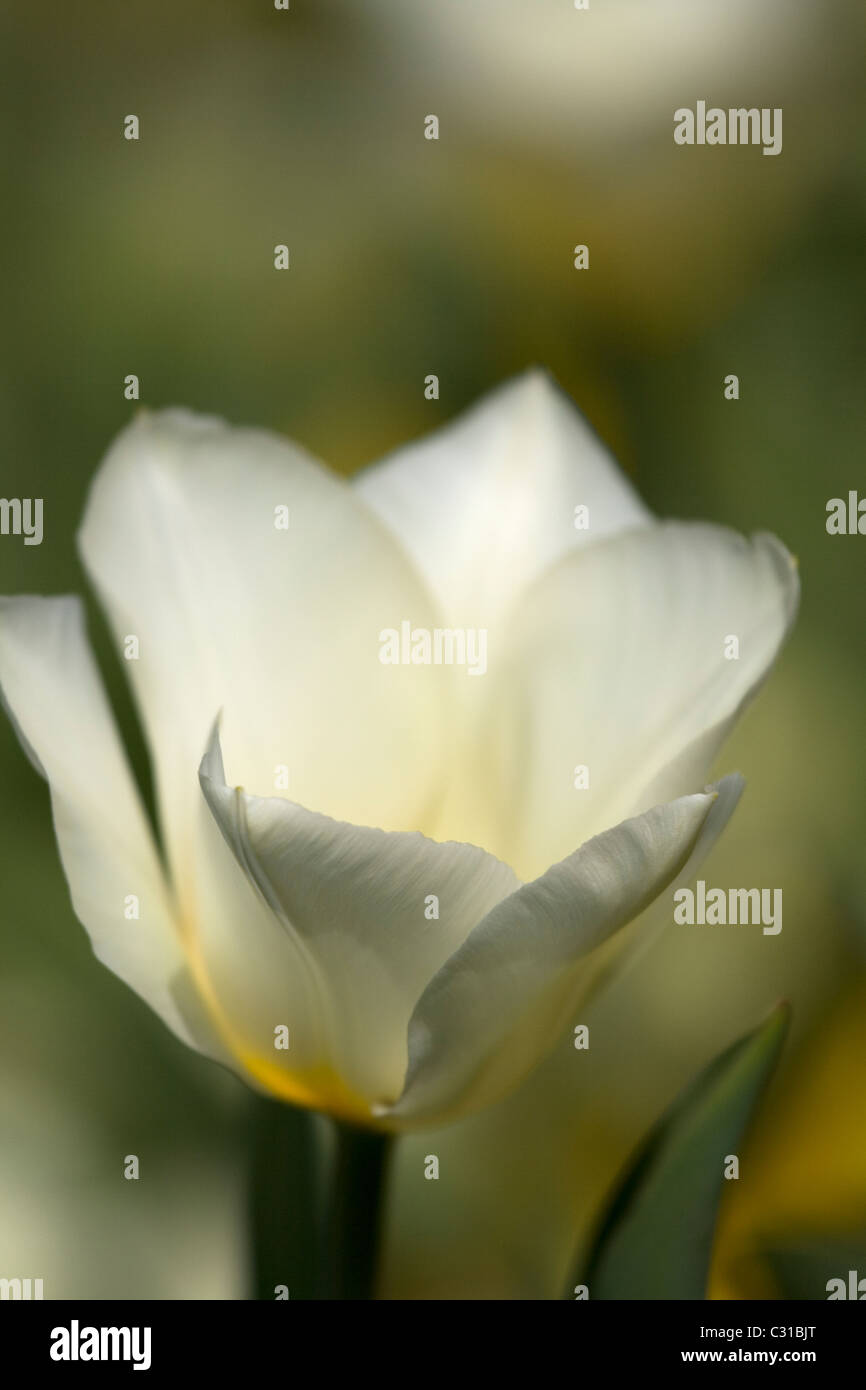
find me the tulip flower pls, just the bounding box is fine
[0,372,798,1145]
[0,372,801,1295]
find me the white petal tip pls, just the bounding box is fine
[198,718,226,787]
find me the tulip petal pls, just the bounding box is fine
[178,777,344,1108]
[354,370,650,627]
[0,595,213,1054]
[78,409,449,906]
[467,521,798,878]
[199,726,520,1111]
[561,771,744,1003]
[386,790,722,1129]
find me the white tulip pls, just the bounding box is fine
[0,372,798,1131]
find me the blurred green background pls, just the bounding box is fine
[1,0,865,1298]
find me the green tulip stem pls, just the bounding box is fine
[249,1094,320,1301]
[322,1121,393,1300]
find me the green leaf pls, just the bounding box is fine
[567,1002,790,1300]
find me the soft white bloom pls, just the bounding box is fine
[364,0,818,148]
[0,373,798,1130]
